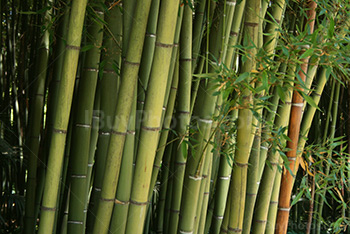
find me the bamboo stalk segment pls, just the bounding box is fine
[37,0,88,233]
[275,2,317,233]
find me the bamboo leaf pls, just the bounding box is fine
[301,92,320,110]
[299,48,314,59]
[234,72,249,84]
[290,190,304,207]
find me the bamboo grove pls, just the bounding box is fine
[1,0,350,233]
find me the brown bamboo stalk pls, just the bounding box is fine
[275,1,317,233]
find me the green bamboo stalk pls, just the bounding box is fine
[263,0,286,56]
[92,0,153,232]
[162,141,176,233]
[221,0,236,64]
[85,85,101,220]
[122,0,136,58]
[154,70,179,233]
[251,77,294,234]
[124,1,180,233]
[177,1,227,232]
[147,5,184,200]
[67,4,104,233]
[192,0,206,65]
[226,0,260,233]
[136,0,160,116]
[316,80,340,234]
[108,94,136,234]
[265,159,283,234]
[86,4,122,231]
[209,140,235,234]
[167,4,192,233]
[224,0,246,68]
[220,183,232,234]
[37,0,88,232]
[258,63,289,180]
[24,2,51,232]
[242,133,261,234]
[197,152,213,234]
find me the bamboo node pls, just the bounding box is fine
[71,174,87,178]
[146,33,156,38]
[255,219,267,223]
[111,130,127,136]
[189,175,203,181]
[219,176,230,180]
[170,209,180,214]
[292,102,304,107]
[155,42,173,48]
[175,161,186,166]
[247,193,257,197]
[228,227,242,232]
[76,123,91,128]
[220,227,228,233]
[95,10,104,15]
[213,215,224,220]
[94,187,101,191]
[235,162,248,167]
[198,118,213,124]
[53,128,67,134]
[83,68,99,72]
[204,192,209,195]
[260,145,268,150]
[127,130,136,135]
[230,31,238,37]
[179,58,193,62]
[278,207,290,212]
[102,69,116,74]
[141,126,161,132]
[67,220,84,225]
[100,197,114,202]
[178,229,193,234]
[66,44,81,50]
[270,201,278,204]
[244,22,259,27]
[227,0,236,6]
[115,198,129,205]
[177,111,190,115]
[41,205,56,211]
[130,199,148,206]
[124,60,140,66]
[98,130,110,136]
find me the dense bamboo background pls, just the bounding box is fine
[0,0,350,233]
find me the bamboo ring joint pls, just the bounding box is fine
[41,205,56,211]
[67,220,84,225]
[228,227,242,232]
[130,199,148,206]
[178,229,193,234]
[53,128,67,134]
[66,44,81,50]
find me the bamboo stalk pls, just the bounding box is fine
[225,0,260,232]
[67,4,104,233]
[108,95,136,233]
[24,2,51,232]
[37,0,88,232]
[275,2,317,232]
[123,1,180,233]
[86,4,122,231]
[92,0,153,231]
[167,4,192,233]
